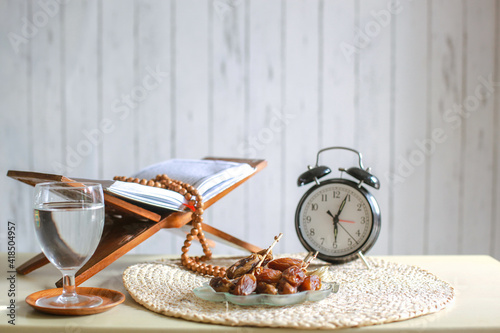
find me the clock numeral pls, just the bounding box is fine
[305,215,312,223]
[311,203,318,211]
[356,229,361,237]
[332,242,338,249]
[321,194,328,202]
[333,191,340,199]
[357,203,363,211]
[360,216,366,224]
[348,238,353,246]
[320,237,325,245]
[310,228,315,236]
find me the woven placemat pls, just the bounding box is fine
[123,255,454,329]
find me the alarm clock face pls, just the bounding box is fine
[295,179,380,262]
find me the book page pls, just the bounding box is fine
[132,159,251,188]
[107,181,185,210]
[107,159,255,211]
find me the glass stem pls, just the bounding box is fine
[61,273,78,300]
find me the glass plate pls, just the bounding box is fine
[193,281,339,306]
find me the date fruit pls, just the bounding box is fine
[209,276,233,292]
[281,265,306,287]
[267,257,304,271]
[277,280,297,294]
[256,282,278,295]
[230,274,257,296]
[255,267,282,284]
[226,254,261,279]
[298,275,322,291]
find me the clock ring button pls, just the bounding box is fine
[341,167,380,190]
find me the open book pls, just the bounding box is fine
[105,159,255,211]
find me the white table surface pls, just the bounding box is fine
[1,253,500,332]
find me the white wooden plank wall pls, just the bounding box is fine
[356,0,392,255]
[282,0,320,252]
[392,0,427,254]
[462,0,495,254]
[134,0,174,253]
[494,2,500,260]
[1,0,500,260]
[427,0,463,255]
[245,0,283,253]
[0,0,34,252]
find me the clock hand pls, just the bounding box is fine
[336,194,349,217]
[328,197,355,245]
[329,194,348,242]
[327,211,352,223]
[338,222,359,245]
[327,210,339,243]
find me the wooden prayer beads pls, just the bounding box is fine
[114,174,226,277]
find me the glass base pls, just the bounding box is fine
[35,294,103,309]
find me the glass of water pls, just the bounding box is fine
[33,182,105,308]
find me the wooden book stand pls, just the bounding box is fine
[8,157,266,287]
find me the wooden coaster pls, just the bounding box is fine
[26,287,125,316]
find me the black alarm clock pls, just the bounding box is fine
[295,146,381,265]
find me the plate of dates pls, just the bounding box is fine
[193,235,340,306]
[193,280,339,306]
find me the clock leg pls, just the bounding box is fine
[357,251,371,270]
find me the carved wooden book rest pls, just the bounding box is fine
[7,157,266,287]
